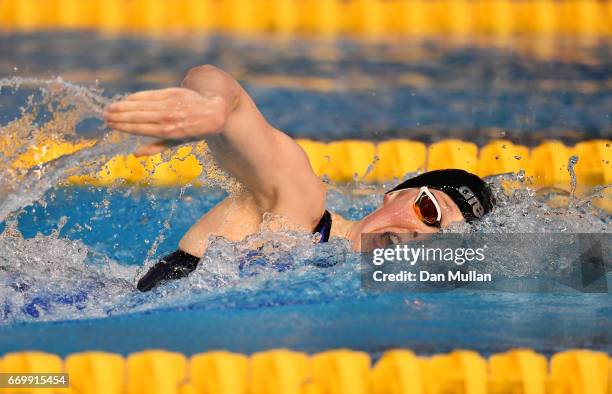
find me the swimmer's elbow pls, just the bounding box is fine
[185,64,225,81]
[182,65,239,103]
[183,66,244,126]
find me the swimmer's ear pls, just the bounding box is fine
[134,140,168,157]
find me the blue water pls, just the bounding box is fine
[1,33,610,143]
[0,33,610,356]
[12,188,225,263]
[0,186,610,356]
[2,292,610,358]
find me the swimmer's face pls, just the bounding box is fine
[349,187,464,251]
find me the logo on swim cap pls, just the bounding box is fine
[458,186,485,218]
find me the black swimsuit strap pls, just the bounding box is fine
[312,210,332,243]
[137,210,333,292]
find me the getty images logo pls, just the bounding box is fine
[458,186,484,218]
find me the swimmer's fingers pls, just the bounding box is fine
[106,121,165,136]
[105,87,226,139]
[104,110,167,124]
[123,87,189,102]
[105,100,167,113]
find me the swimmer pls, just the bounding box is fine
[103,65,494,292]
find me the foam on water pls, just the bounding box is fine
[0,78,239,221]
[0,77,145,220]
[0,79,610,324]
[0,174,609,324]
[0,218,137,321]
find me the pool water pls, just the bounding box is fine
[0,181,609,356]
[1,32,610,143]
[0,33,610,357]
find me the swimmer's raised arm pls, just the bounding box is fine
[104,65,326,229]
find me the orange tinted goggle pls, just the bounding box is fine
[413,186,442,227]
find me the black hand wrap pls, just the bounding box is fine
[136,250,200,292]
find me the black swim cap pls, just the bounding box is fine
[386,169,494,222]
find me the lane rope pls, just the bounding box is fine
[9,138,610,187]
[0,0,611,36]
[0,348,609,393]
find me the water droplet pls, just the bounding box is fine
[567,155,579,202]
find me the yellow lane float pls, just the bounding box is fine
[0,0,611,36]
[65,352,124,394]
[126,350,188,394]
[1,349,610,394]
[189,351,248,394]
[7,138,610,188]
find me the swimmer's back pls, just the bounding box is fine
[178,191,263,258]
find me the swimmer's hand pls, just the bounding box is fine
[102,65,326,250]
[103,87,231,155]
